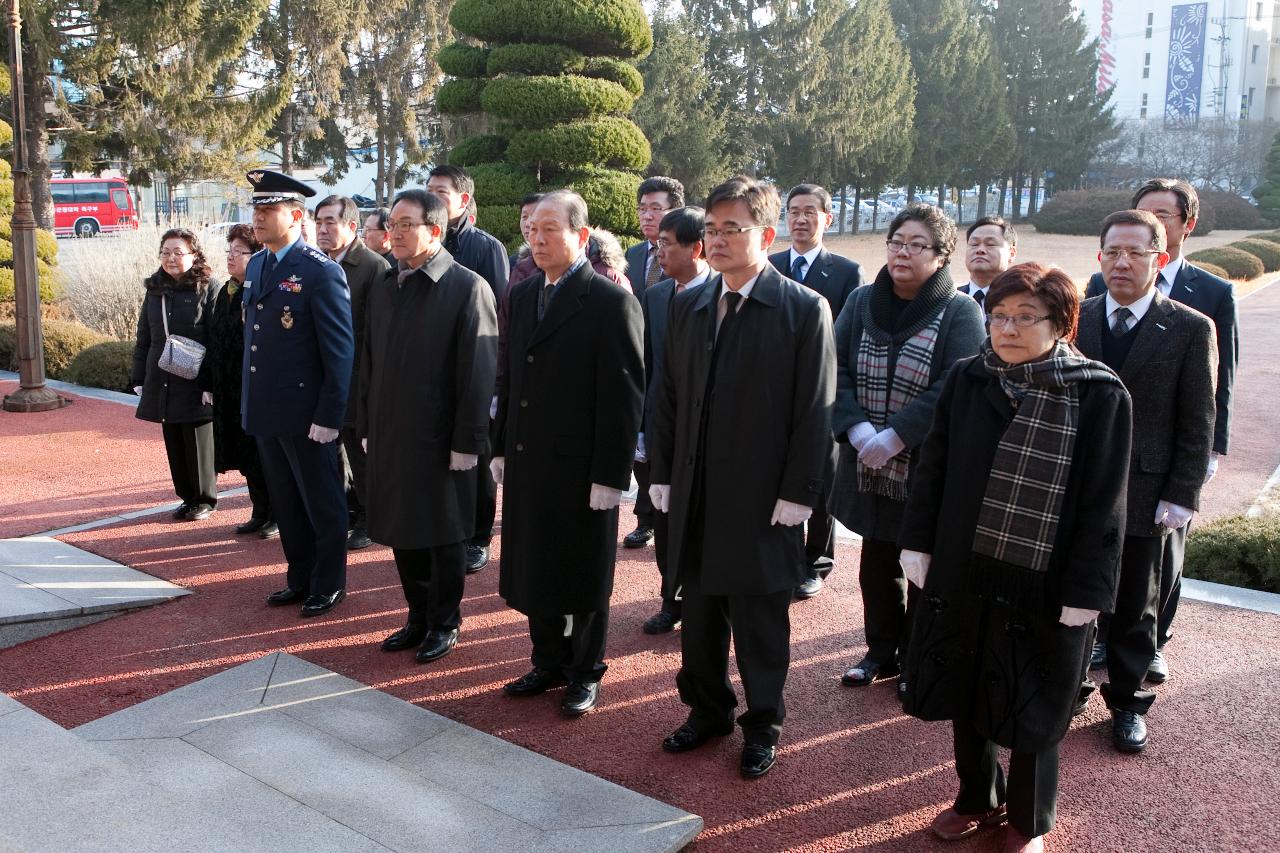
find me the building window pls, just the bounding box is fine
[1140,106,1148,118]
[1146,12,1153,39]
[1258,2,1264,21]
[1254,44,1261,64]
[1143,53,1151,79]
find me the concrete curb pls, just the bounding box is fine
[1182,577,1280,615]
[0,370,138,407]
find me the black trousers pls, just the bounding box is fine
[393,543,466,630]
[952,718,1058,838]
[632,459,654,528]
[339,425,367,526]
[256,434,348,597]
[1157,523,1186,648]
[528,609,609,684]
[653,509,680,616]
[1101,534,1163,715]
[161,421,217,507]
[470,421,497,547]
[804,489,835,571]
[244,464,272,520]
[858,536,917,664]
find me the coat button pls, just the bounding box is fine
[526,354,534,363]
[519,399,528,408]
[299,382,304,388]
[516,443,524,452]
[253,324,260,330]
[256,303,263,309]
[250,345,257,352]
[250,366,256,373]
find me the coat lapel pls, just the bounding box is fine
[1118,292,1176,385]
[529,261,591,348]
[1172,262,1198,304]
[1077,296,1105,361]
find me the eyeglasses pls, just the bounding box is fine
[227,249,254,258]
[159,250,193,260]
[1147,210,1184,222]
[704,225,766,239]
[886,239,936,256]
[656,238,684,249]
[637,204,671,215]
[385,220,428,233]
[363,226,387,233]
[1100,247,1161,261]
[988,313,1052,329]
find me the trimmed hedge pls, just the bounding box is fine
[1200,190,1268,231]
[64,340,135,392]
[437,43,491,79]
[1031,190,1135,235]
[448,134,509,167]
[0,265,59,304]
[0,318,109,379]
[437,78,486,114]
[450,0,653,59]
[1245,230,1280,246]
[582,57,643,97]
[1185,513,1280,593]
[470,162,540,207]
[477,204,521,248]
[481,75,633,127]
[0,220,59,266]
[1185,246,1265,280]
[487,43,585,76]
[507,116,651,173]
[1232,238,1280,272]
[1193,260,1231,280]
[562,168,641,235]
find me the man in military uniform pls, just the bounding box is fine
[242,170,355,617]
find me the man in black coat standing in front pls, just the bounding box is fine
[1076,209,1216,754]
[649,175,836,779]
[492,190,644,717]
[359,189,497,664]
[768,182,862,599]
[1084,179,1238,684]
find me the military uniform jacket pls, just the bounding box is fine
[495,261,644,616]
[339,237,390,427]
[241,237,354,437]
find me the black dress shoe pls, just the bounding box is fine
[561,681,600,716]
[1146,649,1169,684]
[642,610,681,634]
[172,503,194,520]
[809,558,835,579]
[623,525,654,548]
[235,517,270,535]
[503,667,567,697]
[841,657,899,686]
[416,628,459,663]
[347,526,373,550]
[794,573,823,600]
[266,587,307,606]
[1111,710,1148,753]
[661,721,734,753]
[740,744,777,778]
[381,623,428,652]
[1089,640,1107,669]
[299,589,345,617]
[260,521,280,539]
[185,503,215,521]
[465,544,489,574]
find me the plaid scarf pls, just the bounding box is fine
[855,266,956,500]
[972,340,1123,573]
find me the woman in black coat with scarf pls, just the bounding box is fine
[131,228,219,519]
[898,264,1131,853]
[829,203,985,687]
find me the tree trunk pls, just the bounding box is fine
[957,188,963,224]
[374,93,387,205]
[906,183,915,202]
[872,193,880,231]
[838,186,847,235]
[1011,172,1024,221]
[852,185,862,235]
[1027,174,1041,217]
[22,39,53,230]
[997,178,1008,217]
[977,182,989,218]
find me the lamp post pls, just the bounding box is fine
[3,0,66,412]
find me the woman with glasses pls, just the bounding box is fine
[209,224,275,538]
[131,228,220,520]
[897,263,1131,853]
[830,203,985,687]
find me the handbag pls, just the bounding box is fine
[156,293,207,381]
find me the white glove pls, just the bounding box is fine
[900,549,931,589]
[1204,452,1220,485]
[588,483,623,510]
[847,421,877,452]
[1059,606,1100,627]
[361,437,368,453]
[489,395,498,420]
[449,451,478,471]
[1154,500,1193,530]
[490,456,505,485]
[634,432,647,463]
[858,428,906,470]
[308,423,339,444]
[133,385,143,396]
[770,498,812,526]
[201,391,213,406]
[649,483,671,513]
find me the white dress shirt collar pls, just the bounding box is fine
[789,245,822,271]
[1159,256,1183,295]
[1106,287,1158,324]
[722,272,760,304]
[678,267,710,292]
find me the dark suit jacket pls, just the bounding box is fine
[1076,293,1217,537]
[640,275,710,431]
[625,239,656,297]
[339,237,390,426]
[768,246,863,319]
[649,264,836,597]
[1086,262,1237,454]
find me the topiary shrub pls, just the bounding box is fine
[1191,260,1230,280]
[477,205,521,251]
[437,78,487,114]
[449,0,653,58]
[563,168,642,235]
[507,116,651,173]
[582,57,643,97]
[487,43,585,76]
[1031,190,1134,235]
[64,340,135,392]
[1185,513,1280,593]
[1185,246,1264,280]
[1244,230,1280,246]
[0,265,59,304]
[1231,239,1280,272]
[1200,190,1267,231]
[449,134,509,167]
[469,162,541,207]
[437,43,492,79]
[0,318,108,379]
[481,75,633,127]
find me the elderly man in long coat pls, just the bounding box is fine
[492,190,644,717]
[359,188,497,664]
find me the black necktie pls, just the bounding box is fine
[790,255,807,282]
[974,288,985,309]
[1111,306,1133,337]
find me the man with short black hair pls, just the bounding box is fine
[962,216,1018,308]
[768,183,863,599]
[363,208,394,264]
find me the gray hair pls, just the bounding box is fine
[537,190,590,231]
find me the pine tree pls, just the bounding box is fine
[684,0,770,170]
[0,70,60,305]
[1252,131,1280,222]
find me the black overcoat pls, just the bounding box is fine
[339,237,390,427]
[358,250,497,549]
[131,270,216,425]
[207,278,260,475]
[898,356,1132,753]
[495,261,644,616]
[648,265,836,597]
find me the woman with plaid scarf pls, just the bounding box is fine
[897,264,1132,853]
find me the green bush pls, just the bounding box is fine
[0,221,59,267]
[481,74,632,128]
[437,43,491,79]
[562,168,641,235]
[1031,190,1134,235]
[1185,513,1280,593]
[487,43,585,76]
[507,116,650,173]
[64,340,134,392]
[437,78,487,114]
[469,162,540,207]
[582,57,643,97]
[450,0,653,59]
[1185,246,1264,280]
[1245,230,1280,246]
[0,318,108,379]
[448,134,509,167]
[477,204,521,247]
[0,265,60,304]
[1200,190,1267,231]
[1231,238,1280,272]
[1192,260,1231,280]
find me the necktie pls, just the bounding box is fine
[1111,306,1133,336]
[263,252,278,282]
[974,289,985,310]
[790,255,807,282]
[645,244,663,288]
[538,282,555,321]
[716,291,743,341]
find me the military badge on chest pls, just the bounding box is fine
[279,275,303,293]
[281,306,294,329]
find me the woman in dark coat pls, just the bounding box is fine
[208,224,274,537]
[131,228,219,519]
[898,264,1131,852]
[829,203,985,686]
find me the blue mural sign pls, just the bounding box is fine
[1165,3,1208,128]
